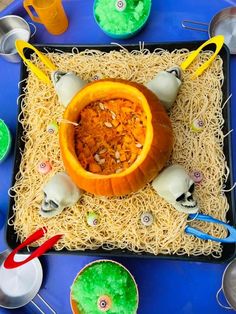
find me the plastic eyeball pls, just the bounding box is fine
[87,212,98,226]
[37,161,52,174]
[190,170,203,183]
[190,118,204,132]
[115,0,127,11]
[93,73,102,81]
[97,295,112,312]
[47,121,58,134]
[141,212,154,226]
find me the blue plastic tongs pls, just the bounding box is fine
[185,214,236,243]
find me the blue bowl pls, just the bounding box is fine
[93,0,152,39]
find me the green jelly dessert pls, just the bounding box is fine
[94,0,151,36]
[0,119,11,163]
[71,261,138,314]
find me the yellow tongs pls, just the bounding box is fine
[180,35,224,79]
[15,35,225,84]
[15,39,58,84]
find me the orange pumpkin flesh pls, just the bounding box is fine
[59,79,173,196]
[74,98,147,175]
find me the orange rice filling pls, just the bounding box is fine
[74,98,147,175]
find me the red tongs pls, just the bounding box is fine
[4,227,63,269]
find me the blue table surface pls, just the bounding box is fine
[1,0,236,313]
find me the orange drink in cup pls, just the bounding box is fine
[23,0,68,35]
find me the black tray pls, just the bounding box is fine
[6,41,235,263]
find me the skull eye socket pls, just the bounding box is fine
[167,69,178,77]
[166,67,181,80]
[176,193,185,202]
[189,184,195,194]
[54,71,67,83]
[49,200,59,209]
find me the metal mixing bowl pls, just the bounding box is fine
[0,249,43,309]
[0,15,33,63]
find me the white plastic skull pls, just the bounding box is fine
[152,164,199,214]
[51,70,87,107]
[145,66,182,110]
[40,172,81,218]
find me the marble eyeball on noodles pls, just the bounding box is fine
[152,164,199,214]
[40,172,81,218]
[145,66,182,110]
[51,70,87,107]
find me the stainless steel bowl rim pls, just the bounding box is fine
[0,15,31,56]
[208,6,236,54]
[0,250,43,309]
[220,258,236,310]
[208,6,236,34]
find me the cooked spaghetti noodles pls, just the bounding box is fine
[9,45,229,257]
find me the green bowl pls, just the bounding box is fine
[70,260,139,314]
[0,119,11,163]
[93,0,152,39]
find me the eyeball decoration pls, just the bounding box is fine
[190,170,203,184]
[190,118,204,132]
[37,161,52,174]
[92,73,103,81]
[115,0,126,11]
[140,212,154,226]
[47,121,58,134]
[87,212,98,227]
[97,295,112,312]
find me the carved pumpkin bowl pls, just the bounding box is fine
[59,79,173,196]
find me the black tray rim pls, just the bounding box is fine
[6,41,236,263]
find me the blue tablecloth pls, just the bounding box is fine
[0,0,236,313]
